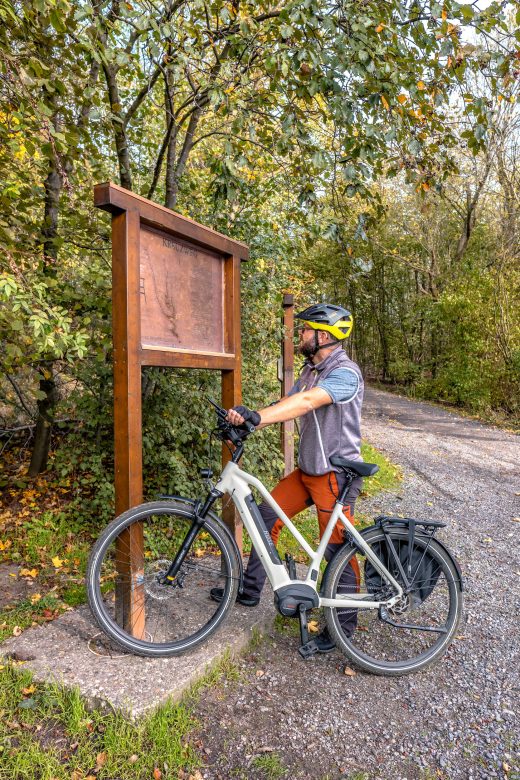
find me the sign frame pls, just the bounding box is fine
[94,182,248,637]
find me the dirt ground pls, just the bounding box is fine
[191,387,520,780]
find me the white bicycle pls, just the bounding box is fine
[87,400,464,676]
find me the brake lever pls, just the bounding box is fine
[208,397,228,419]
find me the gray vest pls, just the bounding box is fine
[296,347,364,476]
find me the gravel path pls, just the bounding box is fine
[192,387,520,780]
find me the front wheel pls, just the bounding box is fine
[86,501,240,657]
[322,526,463,675]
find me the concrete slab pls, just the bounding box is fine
[1,588,276,718]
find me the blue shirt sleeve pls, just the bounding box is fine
[317,368,359,403]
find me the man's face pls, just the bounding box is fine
[297,323,318,357]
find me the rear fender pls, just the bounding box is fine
[366,518,464,592]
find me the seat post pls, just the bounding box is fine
[337,469,356,504]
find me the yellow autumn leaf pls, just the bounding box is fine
[417,80,426,90]
[12,626,22,637]
[397,94,407,104]
[20,568,38,578]
[22,685,36,695]
[375,23,384,32]
[30,593,42,604]
[497,95,503,102]
[421,182,430,191]
[0,539,12,551]
[308,620,320,633]
[52,556,64,568]
[510,96,516,104]
[352,128,359,137]
[441,8,447,20]
[381,95,390,110]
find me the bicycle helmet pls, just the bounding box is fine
[295,303,353,356]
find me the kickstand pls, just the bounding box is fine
[298,604,319,659]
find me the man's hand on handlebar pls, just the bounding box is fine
[226,405,261,428]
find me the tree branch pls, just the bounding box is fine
[123,63,162,127]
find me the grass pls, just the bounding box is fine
[251,752,287,779]
[0,660,198,780]
[0,648,246,780]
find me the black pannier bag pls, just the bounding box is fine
[364,537,441,606]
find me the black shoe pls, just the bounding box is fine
[210,587,260,607]
[314,628,336,654]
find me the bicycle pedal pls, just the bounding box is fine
[298,640,319,659]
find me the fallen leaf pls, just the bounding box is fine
[417,80,426,90]
[455,635,466,640]
[153,768,162,780]
[482,537,493,543]
[397,94,407,104]
[52,556,64,568]
[12,626,22,637]
[129,754,138,763]
[30,593,42,604]
[512,517,520,523]
[375,23,384,32]
[344,666,357,677]
[503,762,511,773]
[188,772,203,780]
[381,95,390,110]
[22,685,36,695]
[96,751,107,768]
[307,620,319,633]
[255,669,265,678]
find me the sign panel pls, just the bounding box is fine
[140,226,225,354]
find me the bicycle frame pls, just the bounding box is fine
[215,461,404,611]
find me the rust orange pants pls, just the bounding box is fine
[243,468,362,634]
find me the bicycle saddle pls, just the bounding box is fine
[329,457,379,478]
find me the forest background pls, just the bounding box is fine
[0,0,519,550]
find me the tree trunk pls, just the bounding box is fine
[28,366,58,476]
[28,152,63,475]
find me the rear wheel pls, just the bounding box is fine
[87,501,240,657]
[322,526,463,675]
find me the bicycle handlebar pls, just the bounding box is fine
[208,398,256,444]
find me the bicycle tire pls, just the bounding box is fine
[87,500,240,657]
[322,526,463,676]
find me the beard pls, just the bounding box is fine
[299,338,316,358]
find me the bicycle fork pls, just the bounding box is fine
[160,489,223,584]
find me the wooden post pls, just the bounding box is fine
[281,294,295,476]
[111,208,145,638]
[222,254,243,552]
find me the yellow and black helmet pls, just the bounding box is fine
[295,303,353,341]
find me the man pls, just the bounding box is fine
[211,303,364,653]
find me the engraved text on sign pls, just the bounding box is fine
[140,226,225,354]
